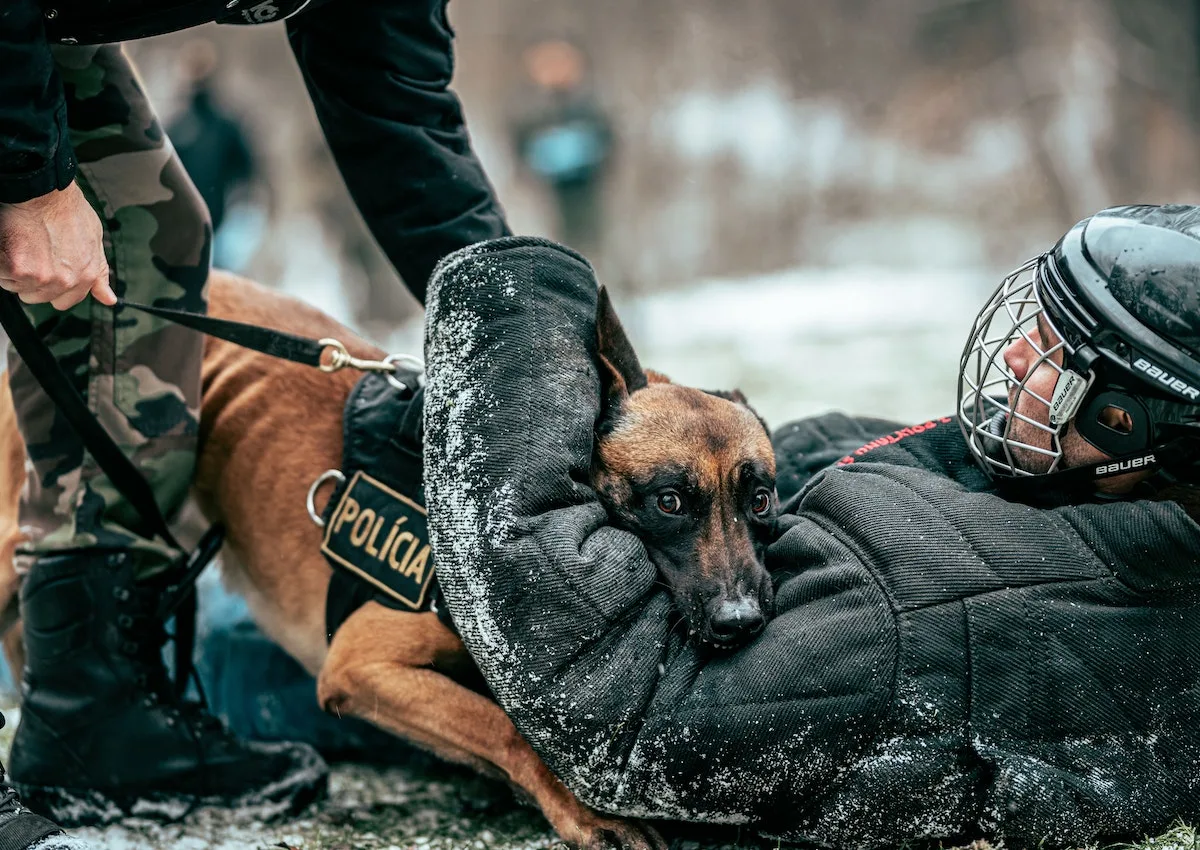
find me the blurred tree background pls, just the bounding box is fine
[126,0,1200,342]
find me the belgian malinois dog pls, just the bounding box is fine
[0,270,776,850]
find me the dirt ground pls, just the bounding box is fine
[0,707,772,850]
[4,705,1189,850]
[70,760,779,850]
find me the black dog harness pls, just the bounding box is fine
[311,368,455,642]
[0,287,453,662]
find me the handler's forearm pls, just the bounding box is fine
[0,0,75,204]
[287,0,508,304]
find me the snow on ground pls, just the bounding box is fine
[69,760,557,850]
[1,703,780,849]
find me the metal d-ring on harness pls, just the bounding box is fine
[308,347,425,523]
[0,289,423,698]
[307,470,347,528]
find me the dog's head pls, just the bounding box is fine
[590,287,777,651]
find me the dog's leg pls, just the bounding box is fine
[0,370,27,681]
[318,603,666,850]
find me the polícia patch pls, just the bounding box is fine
[321,470,433,610]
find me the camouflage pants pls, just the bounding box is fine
[8,45,211,579]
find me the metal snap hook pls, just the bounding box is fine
[318,339,352,373]
[306,469,346,527]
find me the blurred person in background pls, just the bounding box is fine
[511,38,614,260]
[0,1,508,846]
[165,38,264,273]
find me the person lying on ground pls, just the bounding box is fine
[420,206,1200,850]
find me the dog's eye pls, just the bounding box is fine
[656,491,684,515]
[751,489,772,515]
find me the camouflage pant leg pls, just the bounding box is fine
[8,44,212,578]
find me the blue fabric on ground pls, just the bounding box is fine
[0,568,412,761]
[191,570,417,764]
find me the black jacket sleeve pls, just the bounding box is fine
[287,0,509,303]
[771,412,907,505]
[0,0,75,203]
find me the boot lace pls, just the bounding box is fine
[114,582,231,738]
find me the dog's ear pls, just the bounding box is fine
[595,286,648,400]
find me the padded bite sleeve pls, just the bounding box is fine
[422,236,894,826]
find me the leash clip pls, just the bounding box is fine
[319,339,399,376]
[317,339,426,395]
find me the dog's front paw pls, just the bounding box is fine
[557,811,668,850]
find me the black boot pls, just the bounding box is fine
[8,551,328,826]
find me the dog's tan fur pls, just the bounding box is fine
[0,370,27,676]
[0,271,665,850]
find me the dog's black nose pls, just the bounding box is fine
[707,596,765,645]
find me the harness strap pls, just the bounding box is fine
[325,567,453,640]
[318,372,456,640]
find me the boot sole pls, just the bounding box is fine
[13,745,329,828]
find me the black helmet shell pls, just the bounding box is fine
[1042,205,1200,407]
[1080,205,1200,361]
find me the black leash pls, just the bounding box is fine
[0,290,404,697]
[0,292,352,698]
[0,294,333,547]
[114,297,415,385]
[114,299,328,368]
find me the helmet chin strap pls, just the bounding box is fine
[996,369,1196,504]
[994,436,1200,505]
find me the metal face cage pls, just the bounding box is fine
[957,256,1090,479]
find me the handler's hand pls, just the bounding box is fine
[0,183,117,310]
